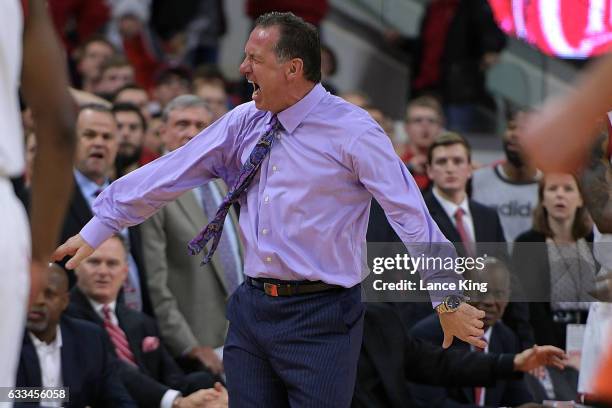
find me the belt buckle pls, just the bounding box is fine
[264,282,279,297]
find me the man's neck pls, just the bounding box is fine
[500,161,538,182]
[33,326,57,345]
[276,81,316,113]
[435,186,466,205]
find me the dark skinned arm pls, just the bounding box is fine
[578,130,612,233]
[21,0,76,305]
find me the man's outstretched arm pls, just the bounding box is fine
[21,0,76,302]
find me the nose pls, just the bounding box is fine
[239,58,250,75]
[32,290,46,307]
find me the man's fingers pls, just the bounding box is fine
[65,245,91,270]
[465,335,487,349]
[472,318,484,329]
[442,332,453,349]
[468,326,485,338]
[51,241,75,261]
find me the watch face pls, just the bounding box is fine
[446,295,462,309]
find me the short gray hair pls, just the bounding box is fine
[161,94,210,122]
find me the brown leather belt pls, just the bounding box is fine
[246,277,343,297]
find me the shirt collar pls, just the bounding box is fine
[73,169,109,199]
[29,326,63,350]
[432,187,471,219]
[88,297,117,319]
[276,83,327,134]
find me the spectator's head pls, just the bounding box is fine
[340,91,370,108]
[76,36,116,88]
[114,84,150,122]
[95,56,135,97]
[533,173,590,240]
[466,258,511,330]
[240,12,320,113]
[144,114,164,155]
[405,96,444,152]
[195,82,228,121]
[365,105,394,139]
[112,103,147,171]
[161,95,212,152]
[153,66,192,108]
[193,64,227,91]
[75,104,118,185]
[502,108,531,168]
[75,235,129,305]
[427,132,472,201]
[27,264,70,343]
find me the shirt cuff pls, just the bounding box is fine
[160,389,181,408]
[80,216,117,248]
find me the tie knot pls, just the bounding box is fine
[102,304,112,319]
[454,208,465,219]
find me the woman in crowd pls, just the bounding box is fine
[512,173,597,349]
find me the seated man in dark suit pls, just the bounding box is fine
[353,302,566,408]
[408,258,539,407]
[65,234,216,408]
[16,263,136,407]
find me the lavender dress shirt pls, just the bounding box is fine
[81,84,456,289]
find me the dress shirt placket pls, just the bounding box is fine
[257,135,278,268]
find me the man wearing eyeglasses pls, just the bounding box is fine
[401,96,445,192]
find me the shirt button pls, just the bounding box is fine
[262,228,268,235]
[276,134,281,140]
[264,195,270,203]
[272,165,278,172]
[266,256,272,263]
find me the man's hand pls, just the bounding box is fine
[197,383,228,408]
[51,234,94,270]
[174,384,228,408]
[188,346,224,375]
[513,345,568,372]
[438,303,486,349]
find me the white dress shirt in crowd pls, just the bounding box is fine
[432,187,476,243]
[29,329,63,408]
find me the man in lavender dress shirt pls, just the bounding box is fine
[54,12,486,407]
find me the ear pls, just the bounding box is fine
[60,292,70,313]
[286,58,304,80]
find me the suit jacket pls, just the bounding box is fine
[140,179,242,355]
[16,316,136,408]
[408,314,533,408]
[423,190,506,257]
[353,303,519,408]
[60,175,154,316]
[66,287,214,407]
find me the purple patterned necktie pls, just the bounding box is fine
[188,115,281,265]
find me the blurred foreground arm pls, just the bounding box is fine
[22,0,76,303]
[521,54,612,173]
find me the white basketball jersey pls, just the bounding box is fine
[0,0,24,177]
